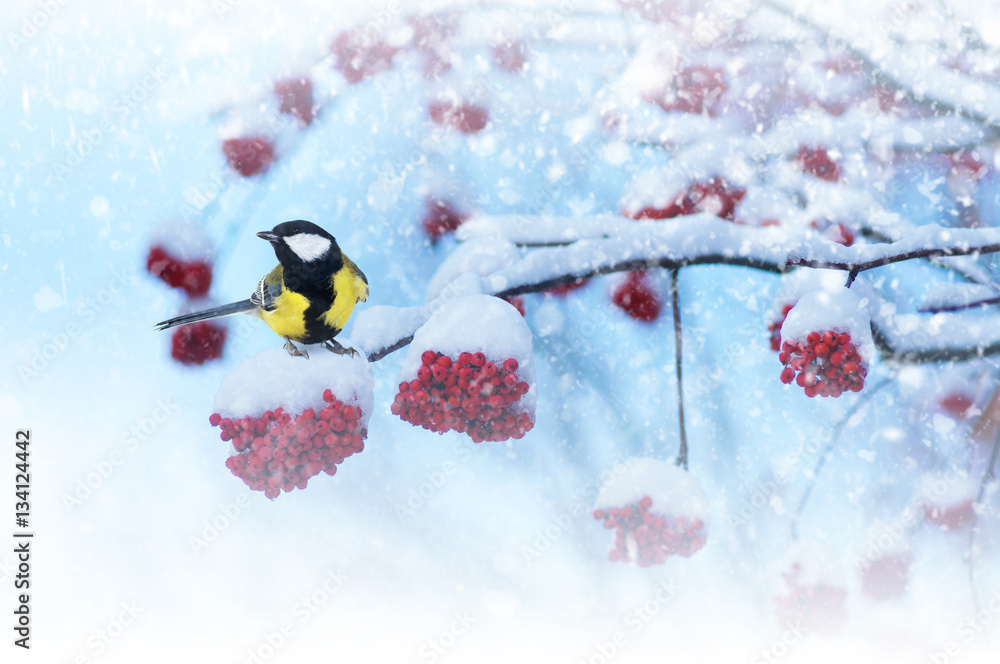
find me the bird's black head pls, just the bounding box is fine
[257,220,340,267]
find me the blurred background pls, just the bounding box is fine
[2,0,1000,662]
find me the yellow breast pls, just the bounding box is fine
[259,289,310,340]
[321,255,369,332]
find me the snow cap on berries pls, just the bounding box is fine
[214,346,374,428]
[593,457,710,528]
[424,238,521,302]
[149,220,214,264]
[400,294,536,416]
[765,268,846,330]
[780,285,874,363]
[779,540,846,589]
[735,186,806,227]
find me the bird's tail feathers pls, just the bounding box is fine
[155,300,256,331]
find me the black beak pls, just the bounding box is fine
[256,231,279,243]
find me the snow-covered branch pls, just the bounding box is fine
[352,215,1000,365]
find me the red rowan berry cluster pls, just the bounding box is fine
[612,271,662,322]
[422,198,469,241]
[223,136,275,177]
[795,145,841,182]
[779,330,866,397]
[147,245,213,297]
[429,101,490,134]
[148,227,226,365]
[171,320,227,366]
[212,390,367,499]
[392,350,533,443]
[646,65,728,115]
[859,551,910,600]
[275,77,314,126]
[767,303,794,351]
[629,177,745,221]
[593,496,707,566]
[331,28,398,84]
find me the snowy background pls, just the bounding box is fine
[3,0,1000,662]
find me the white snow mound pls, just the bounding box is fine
[150,219,214,262]
[780,285,874,361]
[425,237,521,302]
[593,457,710,526]
[214,346,374,428]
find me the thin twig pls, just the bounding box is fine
[790,376,895,540]
[671,268,689,470]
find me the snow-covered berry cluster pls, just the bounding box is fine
[810,218,855,246]
[629,177,745,221]
[774,542,848,635]
[429,100,490,134]
[422,197,469,241]
[779,330,866,397]
[859,551,911,600]
[212,389,367,499]
[331,27,398,84]
[646,65,728,115]
[223,136,275,178]
[392,350,533,443]
[593,496,707,566]
[148,222,226,365]
[275,77,315,126]
[795,145,841,182]
[774,573,848,636]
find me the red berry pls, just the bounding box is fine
[171,321,226,365]
[331,28,397,84]
[796,146,841,182]
[275,76,314,126]
[223,136,274,177]
[612,271,661,322]
[429,101,489,133]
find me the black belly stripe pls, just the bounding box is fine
[301,295,340,344]
[280,252,343,345]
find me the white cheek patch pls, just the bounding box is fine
[284,233,332,262]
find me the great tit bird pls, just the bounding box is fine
[155,220,369,359]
